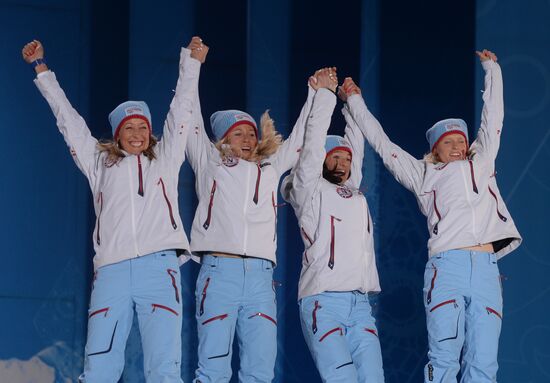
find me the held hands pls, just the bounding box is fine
[188,36,208,63]
[476,49,497,63]
[338,77,361,102]
[22,40,44,63]
[309,67,338,93]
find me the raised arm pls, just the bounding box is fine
[24,40,99,180]
[469,49,503,162]
[270,77,319,174]
[157,37,206,167]
[341,77,425,195]
[184,37,216,174]
[290,68,338,215]
[338,85,364,189]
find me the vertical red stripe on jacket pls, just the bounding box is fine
[137,154,144,196]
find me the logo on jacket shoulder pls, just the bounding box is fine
[336,186,353,199]
[222,155,239,167]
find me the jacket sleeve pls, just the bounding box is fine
[271,86,316,174]
[34,71,99,181]
[156,48,203,168]
[345,93,425,194]
[289,88,337,217]
[469,60,504,162]
[184,55,216,176]
[342,104,364,189]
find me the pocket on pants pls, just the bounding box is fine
[427,299,461,343]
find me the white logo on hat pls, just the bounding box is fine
[445,124,461,131]
[234,114,251,122]
[125,107,143,116]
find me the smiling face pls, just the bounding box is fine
[117,117,150,155]
[323,149,352,185]
[433,133,468,163]
[225,124,258,160]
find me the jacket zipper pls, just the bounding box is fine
[127,160,140,256]
[158,177,177,229]
[468,160,478,194]
[137,154,144,197]
[301,227,313,264]
[199,277,211,316]
[253,163,261,204]
[203,180,217,230]
[488,186,508,222]
[272,192,278,241]
[242,164,252,254]
[432,190,441,235]
[460,164,477,241]
[96,192,103,245]
[328,215,341,270]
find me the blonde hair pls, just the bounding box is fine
[215,111,283,162]
[97,135,158,166]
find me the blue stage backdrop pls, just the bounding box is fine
[1,1,549,382]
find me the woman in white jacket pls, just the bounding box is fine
[281,68,384,383]
[340,50,521,383]
[184,42,330,382]
[22,38,204,382]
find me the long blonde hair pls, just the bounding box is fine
[215,111,283,162]
[97,135,158,166]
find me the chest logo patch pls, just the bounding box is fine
[222,155,239,167]
[336,186,353,199]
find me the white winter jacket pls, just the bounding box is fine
[344,59,521,259]
[281,89,381,300]
[34,48,199,270]
[185,82,317,265]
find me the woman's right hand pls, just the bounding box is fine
[309,67,338,92]
[338,77,361,102]
[188,36,209,63]
[22,40,44,63]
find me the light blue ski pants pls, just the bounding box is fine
[194,255,277,383]
[79,250,183,383]
[424,250,503,383]
[299,291,385,383]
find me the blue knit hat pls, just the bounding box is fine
[426,118,468,151]
[325,135,353,158]
[109,101,152,140]
[210,110,257,142]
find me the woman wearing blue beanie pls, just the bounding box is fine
[22,37,205,382]
[183,43,329,382]
[281,68,385,382]
[339,50,521,382]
